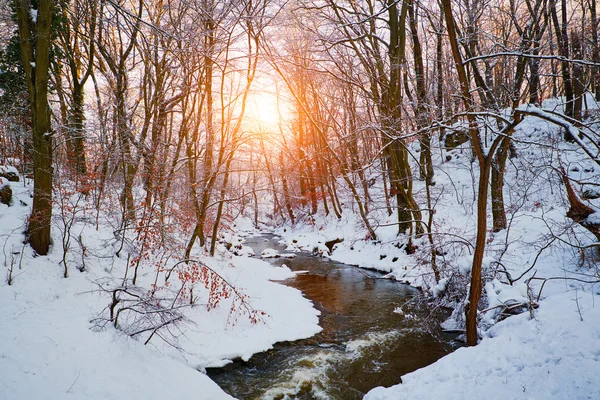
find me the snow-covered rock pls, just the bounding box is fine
[260,248,280,258]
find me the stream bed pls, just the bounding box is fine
[206,233,459,399]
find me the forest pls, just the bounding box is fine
[1,0,599,399]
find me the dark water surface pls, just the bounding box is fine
[206,234,458,399]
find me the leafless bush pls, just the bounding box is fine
[91,281,188,346]
[91,257,267,348]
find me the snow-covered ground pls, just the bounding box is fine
[0,182,320,399]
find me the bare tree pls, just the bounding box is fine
[15,0,54,255]
[56,0,97,176]
[95,0,144,222]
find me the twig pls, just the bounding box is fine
[529,276,600,301]
[66,370,81,393]
[574,288,584,322]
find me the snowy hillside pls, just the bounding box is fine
[0,182,320,399]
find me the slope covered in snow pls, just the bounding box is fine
[0,181,320,399]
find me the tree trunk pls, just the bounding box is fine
[280,152,295,224]
[571,32,584,120]
[528,59,541,105]
[16,0,54,256]
[388,0,422,236]
[436,9,445,142]
[491,138,510,232]
[69,82,87,175]
[408,0,434,183]
[187,10,216,255]
[467,159,492,345]
[209,155,234,256]
[550,0,574,119]
[381,155,393,216]
[592,0,600,101]
[115,80,136,221]
[442,0,489,346]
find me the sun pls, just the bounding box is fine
[246,90,283,128]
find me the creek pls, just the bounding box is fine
[206,233,458,399]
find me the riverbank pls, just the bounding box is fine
[207,233,457,399]
[274,197,600,400]
[364,289,600,400]
[270,103,600,399]
[0,182,321,399]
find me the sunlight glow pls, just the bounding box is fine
[245,90,288,129]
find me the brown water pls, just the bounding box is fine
[206,234,458,399]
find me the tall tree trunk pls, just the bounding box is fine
[526,0,548,108]
[115,80,136,221]
[197,32,215,247]
[16,0,54,256]
[61,0,97,177]
[491,138,510,232]
[385,0,422,236]
[571,32,584,120]
[70,82,87,175]
[186,8,216,255]
[280,152,295,224]
[381,155,393,216]
[592,0,600,100]
[95,0,143,223]
[408,0,434,183]
[442,0,491,346]
[550,0,574,118]
[209,155,234,256]
[260,140,284,221]
[326,174,342,219]
[436,9,445,142]
[528,58,541,105]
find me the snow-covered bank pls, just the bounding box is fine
[0,180,320,399]
[275,217,437,288]
[0,259,233,400]
[365,290,600,400]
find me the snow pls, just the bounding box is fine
[585,212,600,225]
[432,277,449,298]
[0,178,321,399]
[0,165,18,175]
[0,262,234,400]
[231,244,254,256]
[458,255,473,276]
[260,248,280,258]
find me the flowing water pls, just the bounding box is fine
[206,233,459,399]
